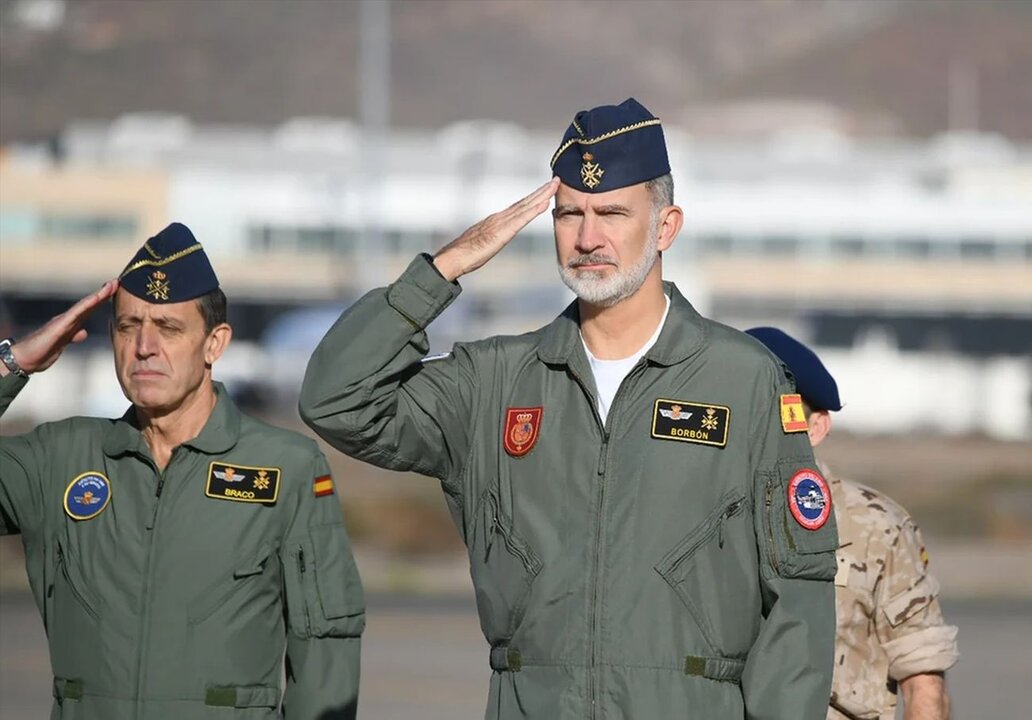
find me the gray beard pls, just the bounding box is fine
[558,226,660,308]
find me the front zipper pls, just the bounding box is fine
[297,547,312,634]
[570,357,647,720]
[55,543,100,621]
[134,450,178,720]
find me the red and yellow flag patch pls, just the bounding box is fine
[780,394,808,433]
[313,474,334,498]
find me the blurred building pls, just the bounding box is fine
[1,115,1030,437]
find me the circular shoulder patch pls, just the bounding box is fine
[64,472,112,521]
[788,468,831,530]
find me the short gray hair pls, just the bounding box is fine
[645,173,674,211]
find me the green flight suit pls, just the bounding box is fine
[299,255,838,720]
[0,378,365,720]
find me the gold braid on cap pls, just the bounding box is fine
[550,118,662,168]
[120,243,204,277]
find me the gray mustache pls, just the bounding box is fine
[568,254,617,268]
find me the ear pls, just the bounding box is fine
[807,409,832,448]
[656,204,683,252]
[204,323,232,366]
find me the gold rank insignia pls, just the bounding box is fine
[580,152,605,189]
[651,399,730,447]
[206,462,281,504]
[780,394,808,433]
[146,270,170,301]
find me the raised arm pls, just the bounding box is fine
[1,280,119,536]
[298,180,558,485]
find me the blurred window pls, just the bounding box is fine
[830,236,866,257]
[248,225,357,253]
[699,234,734,257]
[1025,240,1032,261]
[760,235,799,257]
[958,238,995,260]
[897,237,932,258]
[38,213,136,240]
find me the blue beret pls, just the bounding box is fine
[119,223,219,304]
[745,327,843,412]
[550,97,670,193]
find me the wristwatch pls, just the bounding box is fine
[0,338,28,378]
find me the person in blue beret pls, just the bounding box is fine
[300,98,837,719]
[1,223,365,719]
[746,327,959,720]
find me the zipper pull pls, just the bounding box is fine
[297,547,307,575]
[155,477,165,498]
[597,433,610,476]
[719,501,742,548]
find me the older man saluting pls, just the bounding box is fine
[300,98,837,719]
[0,223,364,720]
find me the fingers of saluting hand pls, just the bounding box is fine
[494,177,561,232]
[65,279,120,324]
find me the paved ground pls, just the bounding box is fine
[1,591,1029,719]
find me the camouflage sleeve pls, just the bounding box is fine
[874,518,959,680]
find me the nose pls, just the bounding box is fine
[574,214,605,255]
[135,323,159,359]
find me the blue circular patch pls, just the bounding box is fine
[64,472,112,521]
[788,469,831,530]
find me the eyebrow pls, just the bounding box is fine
[552,204,582,217]
[594,204,631,214]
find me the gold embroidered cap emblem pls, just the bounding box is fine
[580,152,605,189]
[146,270,170,301]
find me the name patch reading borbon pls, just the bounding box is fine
[651,399,730,447]
[206,462,281,504]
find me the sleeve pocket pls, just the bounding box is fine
[284,523,365,639]
[764,462,839,581]
[310,523,365,621]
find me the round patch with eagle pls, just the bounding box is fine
[788,468,831,530]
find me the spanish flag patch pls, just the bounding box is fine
[313,474,334,497]
[780,394,808,433]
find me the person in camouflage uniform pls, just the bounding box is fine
[746,327,959,720]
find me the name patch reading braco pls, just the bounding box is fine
[206,462,281,504]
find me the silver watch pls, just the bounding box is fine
[0,338,28,378]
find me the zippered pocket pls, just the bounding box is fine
[655,492,750,652]
[55,540,100,621]
[470,489,543,642]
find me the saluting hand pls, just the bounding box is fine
[432,177,560,282]
[4,279,119,376]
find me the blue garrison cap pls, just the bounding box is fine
[745,327,843,412]
[119,223,219,303]
[550,97,670,193]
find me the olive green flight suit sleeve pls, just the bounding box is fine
[280,448,366,720]
[299,255,476,488]
[0,373,42,537]
[741,365,838,720]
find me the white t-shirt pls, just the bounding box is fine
[581,295,671,425]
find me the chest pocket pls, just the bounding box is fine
[49,538,105,675]
[654,491,753,654]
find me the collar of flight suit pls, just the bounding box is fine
[102,381,242,458]
[536,280,709,368]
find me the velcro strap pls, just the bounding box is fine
[684,655,746,683]
[53,677,84,701]
[205,685,281,708]
[489,646,522,672]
